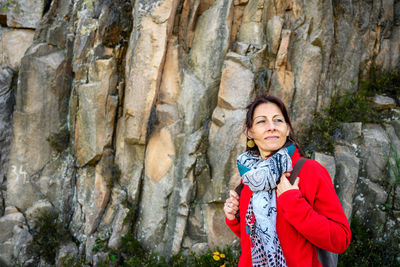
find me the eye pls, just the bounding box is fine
[256,120,265,124]
[274,118,283,123]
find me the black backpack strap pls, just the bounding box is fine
[234,182,244,222]
[290,158,307,185]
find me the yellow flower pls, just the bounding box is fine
[213,251,220,255]
[213,255,221,261]
[220,253,225,258]
[220,265,226,267]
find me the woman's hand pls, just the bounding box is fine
[277,172,300,197]
[224,190,240,221]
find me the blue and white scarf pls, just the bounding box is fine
[237,144,294,266]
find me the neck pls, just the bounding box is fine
[260,150,272,159]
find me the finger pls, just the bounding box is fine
[224,203,238,214]
[229,190,239,199]
[229,197,239,206]
[284,172,291,178]
[226,201,239,212]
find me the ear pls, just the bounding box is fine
[286,125,291,137]
[244,126,253,139]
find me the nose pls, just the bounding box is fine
[265,120,276,131]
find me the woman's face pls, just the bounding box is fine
[247,102,290,159]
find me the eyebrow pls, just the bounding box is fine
[254,114,283,120]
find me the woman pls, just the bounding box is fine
[224,95,351,267]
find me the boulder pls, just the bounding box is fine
[0,67,14,186]
[359,124,390,183]
[0,28,35,69]
[56,242,78,266]
[74,58,118,167]
[334,145,359,220]
[1,0,45,28]
[6,43,71,211]
[312,152,336,183]
[370,95,396,110]
[353,177,388,233]
[25,200,55,230]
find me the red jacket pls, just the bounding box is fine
[225,148,351,266]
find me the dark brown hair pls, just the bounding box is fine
[244,94,303,156]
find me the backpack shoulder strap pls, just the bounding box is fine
[290,158,307,185]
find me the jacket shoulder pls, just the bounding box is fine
[300,158,333,184]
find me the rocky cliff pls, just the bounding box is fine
[0,0,399,265]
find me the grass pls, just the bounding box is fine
[30,211,70,265]
[92,232,240,266]
[338,217,400,267]
[300,67,399,154]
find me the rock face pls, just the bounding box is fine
[0,0,399,264]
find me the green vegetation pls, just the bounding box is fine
[30,211,70,265]
[92,232,239,266]
[46,126,70,152]
[0,0,21,13]
[300,67,400,154]
[338,217,400,267]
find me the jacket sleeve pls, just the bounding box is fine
[225,217,240,238]
[277,160,351,254]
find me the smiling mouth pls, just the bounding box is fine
[265,136,279,140]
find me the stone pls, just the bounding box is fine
[353,177,388,233]
[266,16,284,55]
[37,152,75,220]
[1,0,45,28]
[206,203,238,249]
[392,120,400,139]
[275,30,291,68]
[359,124,390,183]
[236,0,264,45]
[12,225,34,266]
[0,208,24,243]
[190,0,233,90]
[0,208,25,264]
[75,58,118,167]
[25,200,55,230]
[107,204,130,249]
[0,28,35,69]
[122,0,178,145]
[6,43,71,211]
[208,108,247,201]
[145,127,175,182]
[338,122,362,145]
[56,242,78,266]
[370,94,396,110]
[158,37,181,106]
[312,152,336,183]
[0,240,14,266]
[0,67,14,186]
[269,70,294,106]
[334,145,359,220]
[217,56,254,110]
[192,242,209,254]
[290,44,322,129]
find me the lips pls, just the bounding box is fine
[265,136,279,140]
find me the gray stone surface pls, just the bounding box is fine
[334,145,359,220]
[0,67,14,187]
[312,152,336,183]
[339,122,363,145]
[0,0,400,263]
[359,124,390,183]
[1,0,45,29]
[371,95,396,110]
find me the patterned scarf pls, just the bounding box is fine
[237,144,294,267]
